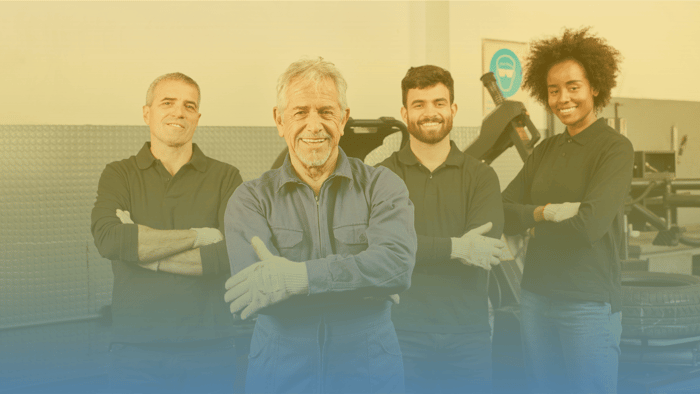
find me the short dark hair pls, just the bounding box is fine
[146,72,201,107]
[523,27,622,112]
[401,65,454,107]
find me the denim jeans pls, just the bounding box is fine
[108,337,237,394]
[519,289,622,394]
[245,301,404,394]
[397,327,492,394]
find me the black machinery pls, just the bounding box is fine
[465,72,541,164]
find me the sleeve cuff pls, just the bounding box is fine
[200,241,231,277]
[522,204,539,229]
[306,259,332,295]
[433,237,452,262]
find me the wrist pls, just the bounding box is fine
[534,205,548,222]
[284,262,309,295]
[189,229,199,248]
[450,237,467,261]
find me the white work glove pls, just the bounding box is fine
[365,294,400,304]
[191,227,223,248]
[543,202,581,222]
[116,209,134,224]
[224,236,309,320]
[450,222,510,271]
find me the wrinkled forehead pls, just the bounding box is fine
[286,77,340,106]
[153,79,200,102]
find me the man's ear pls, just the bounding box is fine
[339,108,350,136]
[142,105,150,125]
[400,106,408,124]
[273,107,284,138]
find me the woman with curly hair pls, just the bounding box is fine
[502,27,634,393]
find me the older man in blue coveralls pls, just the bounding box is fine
[223,57,417,394]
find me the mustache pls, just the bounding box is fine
[418,117,443,124]
[296,132,331,140]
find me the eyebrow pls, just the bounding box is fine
[410,98,448,105]
[548,80,583,88]
[290,105,336,112]
[160,97,198,108]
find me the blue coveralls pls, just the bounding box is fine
[225,149,417,393]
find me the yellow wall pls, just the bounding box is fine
[2,1,699,127]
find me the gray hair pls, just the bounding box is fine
[276,57,348,118]
[145,72,201,107]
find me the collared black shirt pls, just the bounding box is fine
[502,118,634,312]
[380,141,503,332]
[91,142,243,343]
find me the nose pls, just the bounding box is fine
[173,103,186,118]
[558,89,570,104]
[305,111,323,133]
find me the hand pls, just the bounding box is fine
[224,236,309,320]
[364,294,400,304]
[450,222,510,271]
[191,228,224,248]
[140,260,159,272]
[543,202,581,222]
[116,209,134,224]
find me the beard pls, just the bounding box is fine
[297,148,332,167]
[294,133,333,167]
[407,115,453,144]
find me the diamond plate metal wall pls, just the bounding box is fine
[0,125,284,329]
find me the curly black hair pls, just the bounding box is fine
[523,27,622,112]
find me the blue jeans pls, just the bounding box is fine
[397,327,492,394]
[246,302,404,394]
[108,337,237,394]
[519,289,622,394]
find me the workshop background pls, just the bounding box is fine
[1,1,700,393]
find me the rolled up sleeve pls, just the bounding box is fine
[91,163,139,263]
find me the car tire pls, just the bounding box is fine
[622,271,700,339]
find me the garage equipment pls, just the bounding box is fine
[464,72,541,164]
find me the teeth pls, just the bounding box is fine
[560,107,576,114]
[168,123,184,128]
[302,138,325,143]
[421,122,440,127]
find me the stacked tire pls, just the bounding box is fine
[622,271,700,339]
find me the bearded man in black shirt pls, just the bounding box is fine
[380,65,509,394]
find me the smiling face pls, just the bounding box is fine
[274,77,349,174]
[143,79,201,149]
[401,83,457,145]
[547,59,599,136]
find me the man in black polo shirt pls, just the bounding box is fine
[379,65,508,394]
[91,72,241,393]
